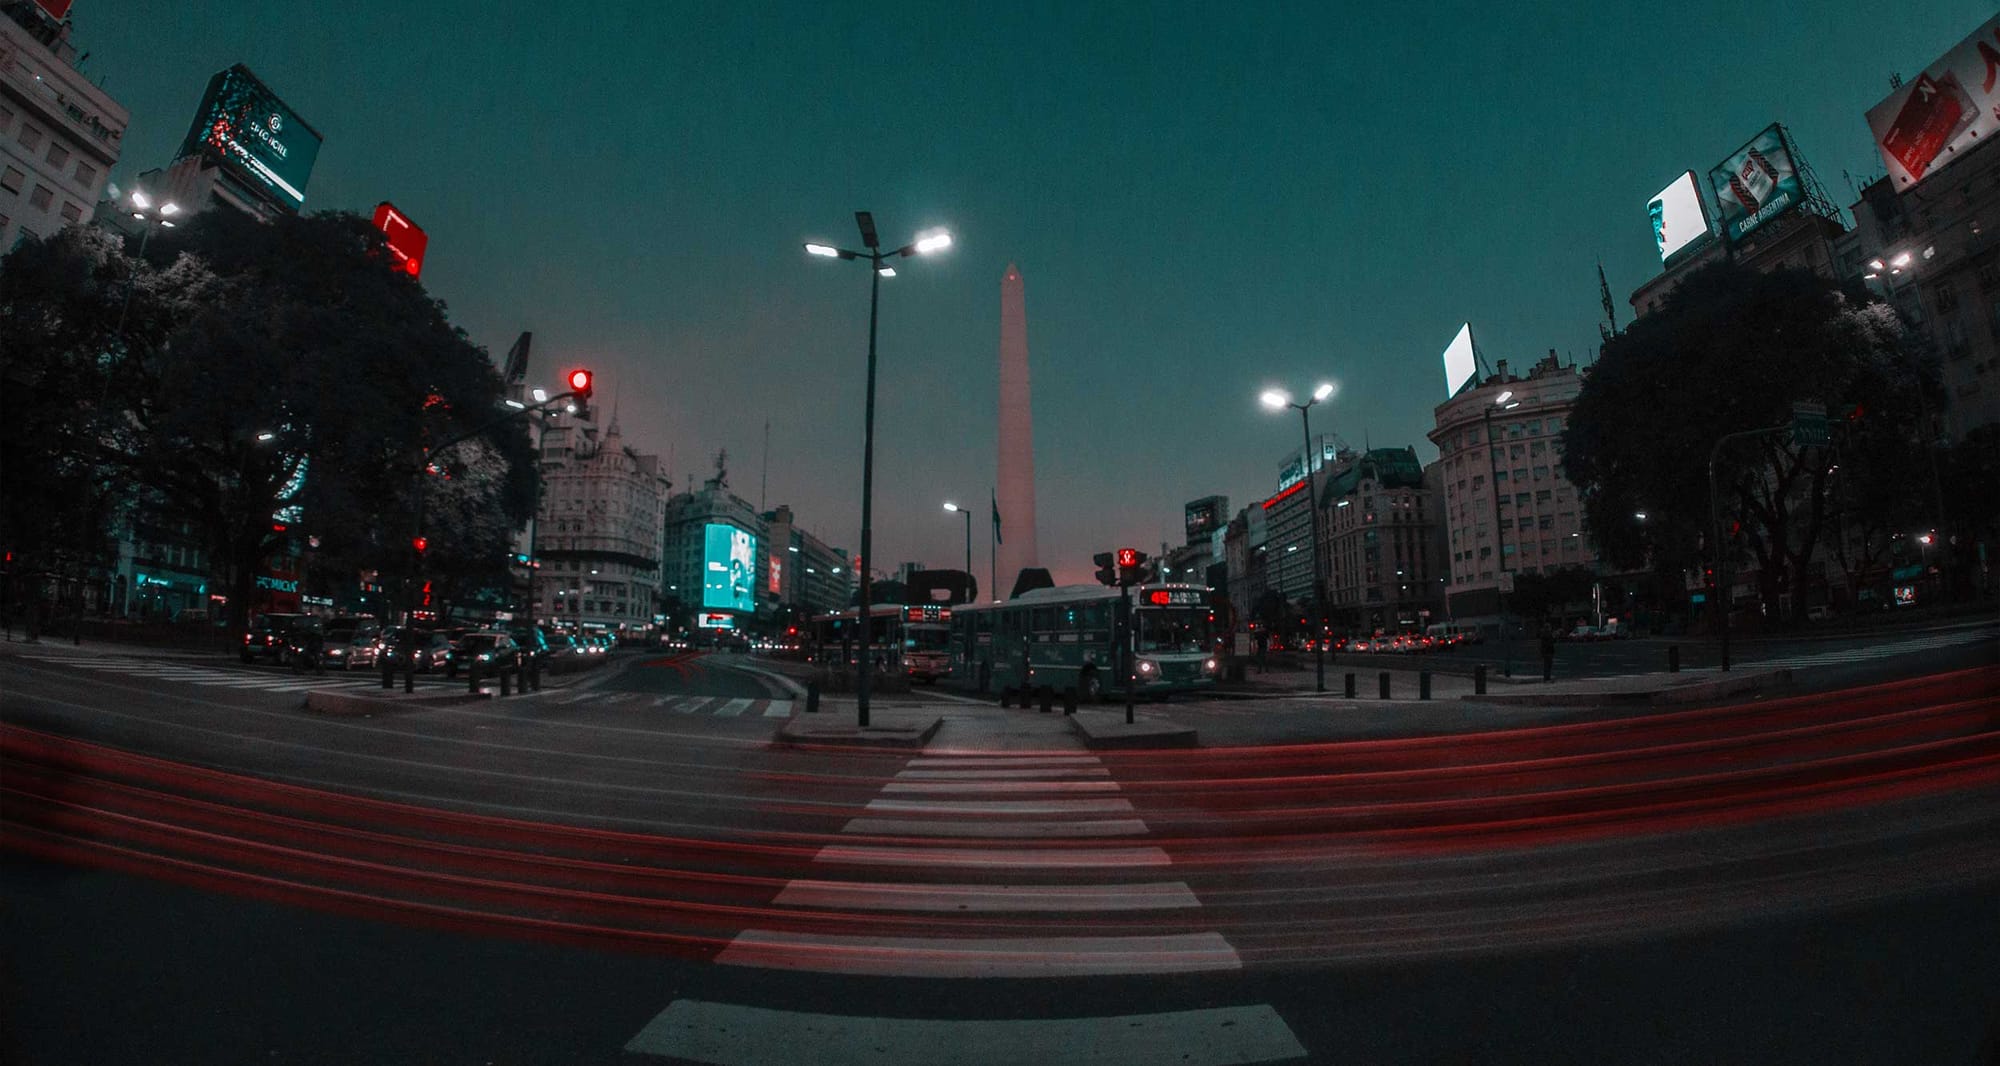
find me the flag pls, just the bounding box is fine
[991,488,1003,546]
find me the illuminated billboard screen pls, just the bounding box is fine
[1648,171,1711,262]
[1184,496,1226,542]
[702,523,756,612]
[1707,124,1801,243]
[372,202,429,277]
[1441,322,1476,397]
[176,65,322,211]
[1866,15,2000,192]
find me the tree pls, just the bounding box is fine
[1508,566,1596,623]
[1563,263,1939,622]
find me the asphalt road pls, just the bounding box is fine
[4,642,1998,1064]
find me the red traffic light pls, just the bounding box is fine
[1116,548,1140,568]
[566,368,594,398]
[412,536,428,554]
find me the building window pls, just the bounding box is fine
[74,160,96,187]
[0,167,21,194]
[29,185,53,211]
[19,124,43,151]
[1539,515,1553,530]
[59,201,80,223]
[45,142,69,168]
[1533,466,1548,481]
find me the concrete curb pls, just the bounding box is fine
[304,690,493,716]
[1461,668,1793,707]
[720,658,810,700]
[1069,712,1199,750]
[773,716,945,749]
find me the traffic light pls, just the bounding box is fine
[1093,552,1117,587]
[412,535,428,555]
[1116,548,1149,587]
[566,367,594,418]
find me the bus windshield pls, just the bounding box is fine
[1135,607,1210,654]
[904,627,951,652]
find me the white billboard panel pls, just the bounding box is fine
[1648,171,1711,262]
[1441,323,1476,397]
[1867,16,2000,192]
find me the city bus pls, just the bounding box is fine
[948,583,1219,700]
[806,603,956,682]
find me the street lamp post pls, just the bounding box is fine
[1260,381,1336,694]
[1482,391,1521,674]
[116,190,180,337]
[805,215,952,727]
[943,502,973,600]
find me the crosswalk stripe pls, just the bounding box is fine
[559,690,597,704]
[896,767,1110,780]
[841,818,1150,838]
[626,1001,1303,1064]
[675,697,705,713]
[910,755,1102,768]
[882,780,1122,794]
[813,843,1171,868]
[762,701,793,718]
[714,930,1238,977]
[769,879,1201,912]
[650,695,675,707]
[864,798,1136,815]
[714,698,754,717]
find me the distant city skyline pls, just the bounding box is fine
[70,1,1991,583]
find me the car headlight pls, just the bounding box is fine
[1203,658,1218,674]
[1136,659,1158,676]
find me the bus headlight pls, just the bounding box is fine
[1203,658,1218,674]
[1136,659,1158,677]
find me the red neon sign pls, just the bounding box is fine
[1148,590,1172,605]
[372,202,429,277]
[1262,479,1307,510]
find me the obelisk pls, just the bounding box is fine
[996,263,1038,595]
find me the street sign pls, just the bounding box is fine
[1791,401,1829,447]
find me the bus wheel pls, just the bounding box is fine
[1078,670,1102,702]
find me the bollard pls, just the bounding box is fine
[1474,664,1487,695]
[381,663,393,690]
[1039,686,1054,714]
[1344,672,1356,698]
[404,669,415,694]
[999,687,1011,708]
[805,680,821,714]
[1379,671,1391,699]
[499,670,512,697]
[1668,644,1680,673]
[468,664,481,695]
[1420,671,1432,701]
[1063,686,1078,716]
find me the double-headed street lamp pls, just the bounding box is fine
[1260,381,1336,694]
[116,188,181,337]
[805,213,952,727]
[943,502,973,597]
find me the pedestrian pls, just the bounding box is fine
[1538,624,1556,682]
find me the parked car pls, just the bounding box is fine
[322,624,383,670]
[1567,624,1601,641]
[445,631,523,678]
[507,625,552,670]
[381,628,453,672]
[242,613,321,665]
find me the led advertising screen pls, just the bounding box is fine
[1648,171,1712,263]
[1441,322,1476,397]
[372,202,429,277]
[702,523,756,612]
[1184,496,1227,542]
[1866,15,2000,192]
[176,65,323,211]
[1707,124,1801,243]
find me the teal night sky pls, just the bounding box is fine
[74,2,1990,582]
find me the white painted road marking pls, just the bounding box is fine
[770,879,1202,912]
[762,700,793,717]
[626,1001,1305,1065]
[881,779,1122,794]
[813,844,1172,868]
[714,698,754,717]
[908,755,1102,768]
[713,930,1241,977]
[841,818,1151,838]
[895,766,1111,780]
[863,797,1136,815]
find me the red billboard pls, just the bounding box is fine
[1866,15,2000,191]
[372,202,429,277]
[33,0,74,20]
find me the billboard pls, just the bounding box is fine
[1648,171,1712,262]
[176,65,323,211]
[372,202,429,277]
[1441,322,1476,397]
[1184,496,1227,542]
[1707,124,1801,243]
[702,524,756,612]
[1866,16,2000,192]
